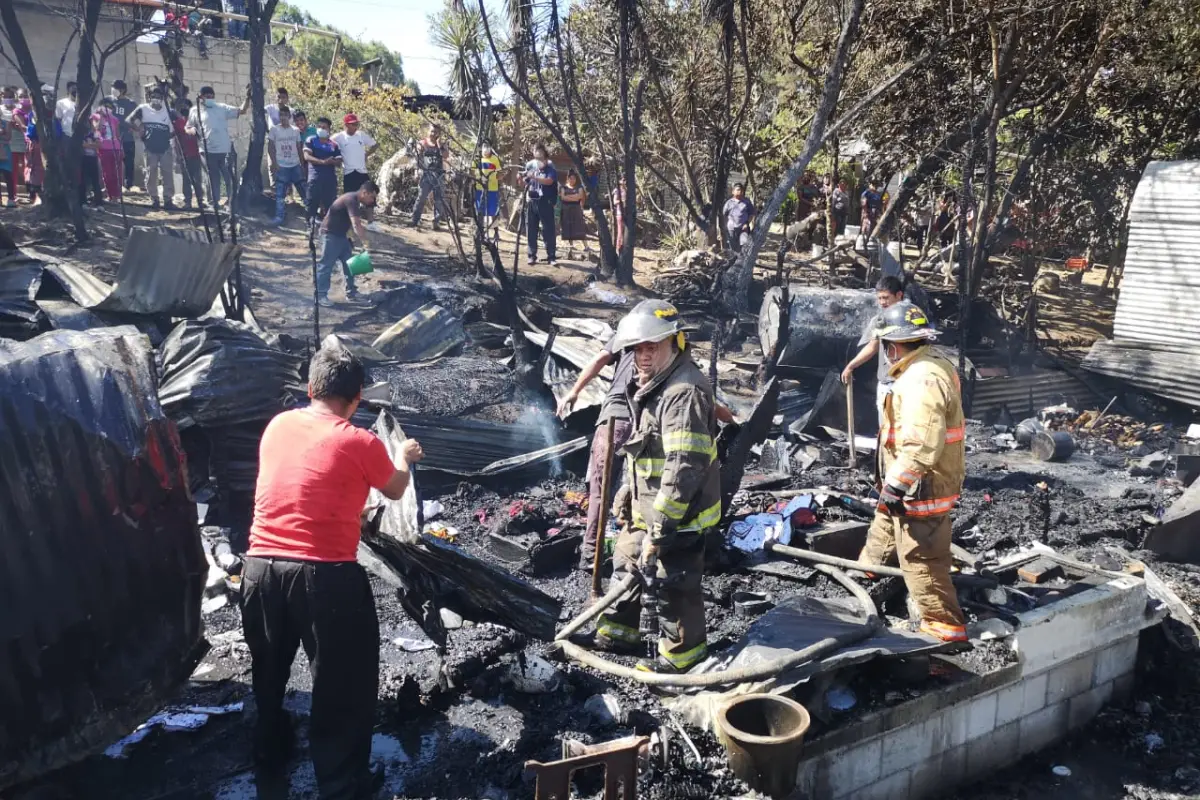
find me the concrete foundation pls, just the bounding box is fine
[788,557,1163,799]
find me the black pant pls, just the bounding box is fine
[343,171,368,194]
[832,209,847,235]
[122,140,136,189]
[527,198,556,261]
[241,556,379,799]
[80,157,104,205]
[308,172,337,222]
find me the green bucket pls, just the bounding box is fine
[346,250,374,276]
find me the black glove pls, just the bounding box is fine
[877,480,908,516]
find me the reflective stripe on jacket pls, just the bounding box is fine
[624,352,721,541]
[878,345,966,518]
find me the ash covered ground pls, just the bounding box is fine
[15,418,1200,800]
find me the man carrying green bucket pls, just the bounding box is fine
[317,180,378,307]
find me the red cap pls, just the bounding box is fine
[343,113,359,125]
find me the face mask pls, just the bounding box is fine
[2,99,13,107]
[317,128,330,138]
[204,98,215,108]
[150,100,163,110]
[20,99,31,110]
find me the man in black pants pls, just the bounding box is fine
[524,143,558,266]
[241,346,424,798]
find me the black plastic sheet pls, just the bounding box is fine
[0,327,206,789]
[0,251,46,339]
[157,319,304,429]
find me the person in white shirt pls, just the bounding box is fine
[54,82,78,136]
[267,105,304,225]
[186,84,251,208]
[332,113,377,193]
[264,87,288,130]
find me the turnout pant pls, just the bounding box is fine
[241,556,379,799]
[859,511,966,640]
[581,418,634,563]
[410,170,445,226]
[144,149,175,204]
[527,198,557,261]
[598,528,708,670]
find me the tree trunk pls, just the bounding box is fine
[238,0,278,210]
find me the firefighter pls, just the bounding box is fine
[590,300,721,673]
[861,300,968,643]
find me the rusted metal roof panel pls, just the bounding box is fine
[96,227,240,317]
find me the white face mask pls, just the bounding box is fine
[317,128,330,139]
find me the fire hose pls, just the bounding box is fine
[556,563,881,687]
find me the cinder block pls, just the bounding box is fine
[849,767,912,800]
[1093,636,1139,687]
[1021,672,1049,716]
[880,721,933,776]
[1068,680,1113,730]
[1018,701,1068,756]
[909,744,966,799]
[966,691,999,742]
[995,682,1024,727]
[825,737,883,796]
[970,719,1021,774]
[1047,654,1096,705]
[1112,671,1136,702]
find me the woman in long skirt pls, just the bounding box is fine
[560,170,589,258]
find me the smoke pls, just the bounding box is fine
[516,400,565,477]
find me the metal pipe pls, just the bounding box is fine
[558,565,881,687]
[554,573,636,643]
[767,541,998,589]
[591,418,616,599]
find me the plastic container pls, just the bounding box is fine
[346,250,373,276]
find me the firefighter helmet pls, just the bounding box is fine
[875,300,939,343]
[609,300,696,352]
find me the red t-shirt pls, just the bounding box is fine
[174,117,200,158]
[248,408,395,563]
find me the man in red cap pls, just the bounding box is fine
[333,113,377,194]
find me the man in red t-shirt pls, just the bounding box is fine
[241,345,423,796]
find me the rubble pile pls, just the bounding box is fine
[651,250,731,310]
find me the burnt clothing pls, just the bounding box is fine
[241,556,379,798]
[624,352,721,544]
[597,526,708,670]
[861,512,964,639]
[581,418,634,562]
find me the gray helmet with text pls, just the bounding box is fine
[608,299,696,352]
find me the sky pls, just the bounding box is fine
[285,0,451,94]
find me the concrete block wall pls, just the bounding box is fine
[793,634,1140,799]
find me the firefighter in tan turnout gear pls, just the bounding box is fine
[860,300,968,643]
[592,300,721,674]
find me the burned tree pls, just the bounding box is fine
[237,0,281,208]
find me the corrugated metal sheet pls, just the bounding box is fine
[543,355,610,413]
[40,258,115,307]
[1083,339,1200,409]
[372,303,466,362]
[0,327,205,789]
[99,228,240,316]
[1113,161,1200,346]
[968,367,1095,420]
[525,331,615,380]
[552,317,613,341]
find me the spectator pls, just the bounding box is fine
[54,82,78,138]
[560,169,589,258]
[264,87,287,129]
[110,80,138,191]
[267,105,304,225]
[127,87,176,210]
[2,87,24,205]
[222,0,247,38]
[303,116,342,224]
[524,143,558,266]
[292,108,313,202]
[332,113,377,194]
[316,180,377,306]
[861,180,883,234]
[173,98,204,210]
[79,124,104,207]
[723,182,755,249]
[830,179,849,235]
[24,90,44,206]
[0,110,10,209]
[610,176,627,252]
[91,98,124,201]
[410,123,448,230]
[474,140,502,230]
[936,191,957,251]
[186,85,250,208]
[797,171,820,219]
